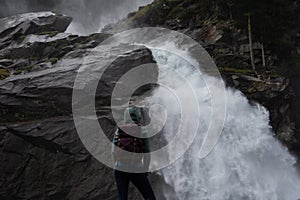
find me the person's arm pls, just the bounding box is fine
[111,128,119,164]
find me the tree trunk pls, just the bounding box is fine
[247,14,256,74]
[227,2,233,20]
[261,41,266,70]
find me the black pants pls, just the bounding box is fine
[114,170,156,200]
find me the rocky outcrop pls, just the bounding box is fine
[0,12,159,199]
[0,12,71,33]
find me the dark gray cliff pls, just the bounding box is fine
[0,12,160,200]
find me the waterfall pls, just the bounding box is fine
[148,48,300,200]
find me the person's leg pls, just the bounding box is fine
[129,173,156,200]
[114,170,130,200]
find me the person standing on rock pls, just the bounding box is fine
[112,106,156,200]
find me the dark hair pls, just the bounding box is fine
[130,112,139,124]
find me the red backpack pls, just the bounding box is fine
[113,124,145,162]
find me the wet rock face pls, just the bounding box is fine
[223,74,297,145]
[0,12,158,199]
[0,11,71,33]
[0,12,72,46]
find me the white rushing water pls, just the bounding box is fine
[148,48,300,200]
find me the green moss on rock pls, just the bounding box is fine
[13,64,34,75]
[49,57,58,64]
[16,35,26,44]
[0,68,10,80]
[219,67,252,74]
[36,31,59,37]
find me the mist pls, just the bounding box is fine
[0,0,153,34]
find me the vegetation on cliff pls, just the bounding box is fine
[112,0,299,77]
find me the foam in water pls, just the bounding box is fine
[148,48,300,200]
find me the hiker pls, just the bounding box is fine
[112,107,156,200]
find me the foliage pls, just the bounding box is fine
[0,68,10,80]
[49,57,58,64]
[13,64,34,75]
[36,31,59,37]
[219,67,252,74]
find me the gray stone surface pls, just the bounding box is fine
[0,12,161,200]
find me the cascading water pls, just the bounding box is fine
[148,48,300,200]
